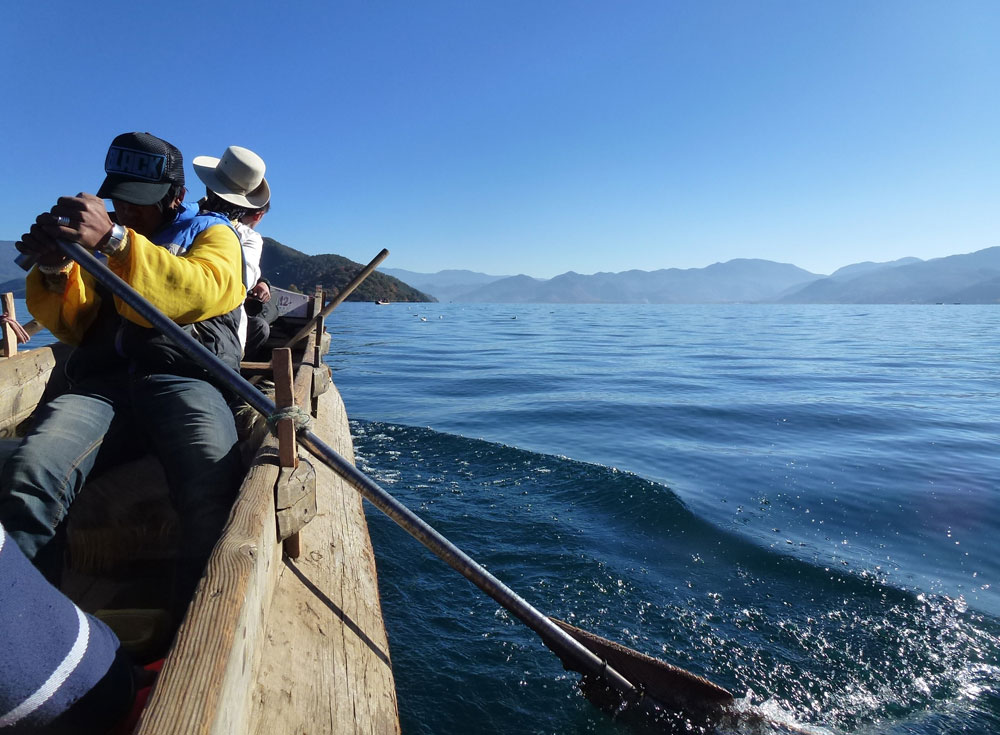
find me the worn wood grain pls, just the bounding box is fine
[134,439,282,735]
[275,482,317,541]
[239,360,274,373]
[0,346,62,437]
[2,293,17,357]
[23,320,43,339]
[283,337,317,559]
[250,383,400,735]
[273,348,299,470]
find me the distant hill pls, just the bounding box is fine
[946,275,1000,304]
[260,238,434,302]
[778,247,1000,303]
[828,257,922,280]
[452,259,820,303]
[1,241,27,297]
[0,278,25,298]
[1,242,26,287]
[381,267,513,302]
[453,274,549,302]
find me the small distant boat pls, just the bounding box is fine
[375,299,391,305]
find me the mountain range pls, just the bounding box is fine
[388,248,1000,304]
[4,239,1000,304]
[380,268,523,303]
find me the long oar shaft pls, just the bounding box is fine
[283,248,390,348]
[51,240,644,703]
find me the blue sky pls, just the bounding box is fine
[3,1,999,277]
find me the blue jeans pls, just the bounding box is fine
[0,371,242,580]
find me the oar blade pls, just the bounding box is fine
[549,617,734,721]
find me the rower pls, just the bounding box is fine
[1,132,246,614]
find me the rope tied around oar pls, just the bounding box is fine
[265,405,313,435]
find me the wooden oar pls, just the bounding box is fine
[43,240,740,728]
[283,248,389,348]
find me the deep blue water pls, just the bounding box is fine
[326,303,999,735]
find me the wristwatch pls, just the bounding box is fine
[99,223,128,257]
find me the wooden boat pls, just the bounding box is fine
[0,290,400,734]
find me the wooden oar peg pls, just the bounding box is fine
[2,293,21,358]
[272,348,317,558]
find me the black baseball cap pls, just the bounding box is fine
[97,132,185,205]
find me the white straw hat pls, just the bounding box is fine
[193,145,270,208]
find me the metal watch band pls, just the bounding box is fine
[99,223,128,257]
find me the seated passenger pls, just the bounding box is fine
[237,203,279,360]
[193,145,271,357]
[243,274,280,361]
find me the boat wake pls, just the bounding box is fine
[351,420,1000,734]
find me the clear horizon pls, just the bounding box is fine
[3,2,998,280]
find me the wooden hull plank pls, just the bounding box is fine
[135,441,283,735]
[250,384,400,735]
[0,345,70,438]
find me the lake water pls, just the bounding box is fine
[13,300,999,733]
[327,303,999,735]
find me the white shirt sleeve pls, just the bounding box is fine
[235,222,263,288]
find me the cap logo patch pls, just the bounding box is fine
[105,146,166,181]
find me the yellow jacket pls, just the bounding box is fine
[26,223,245,346]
